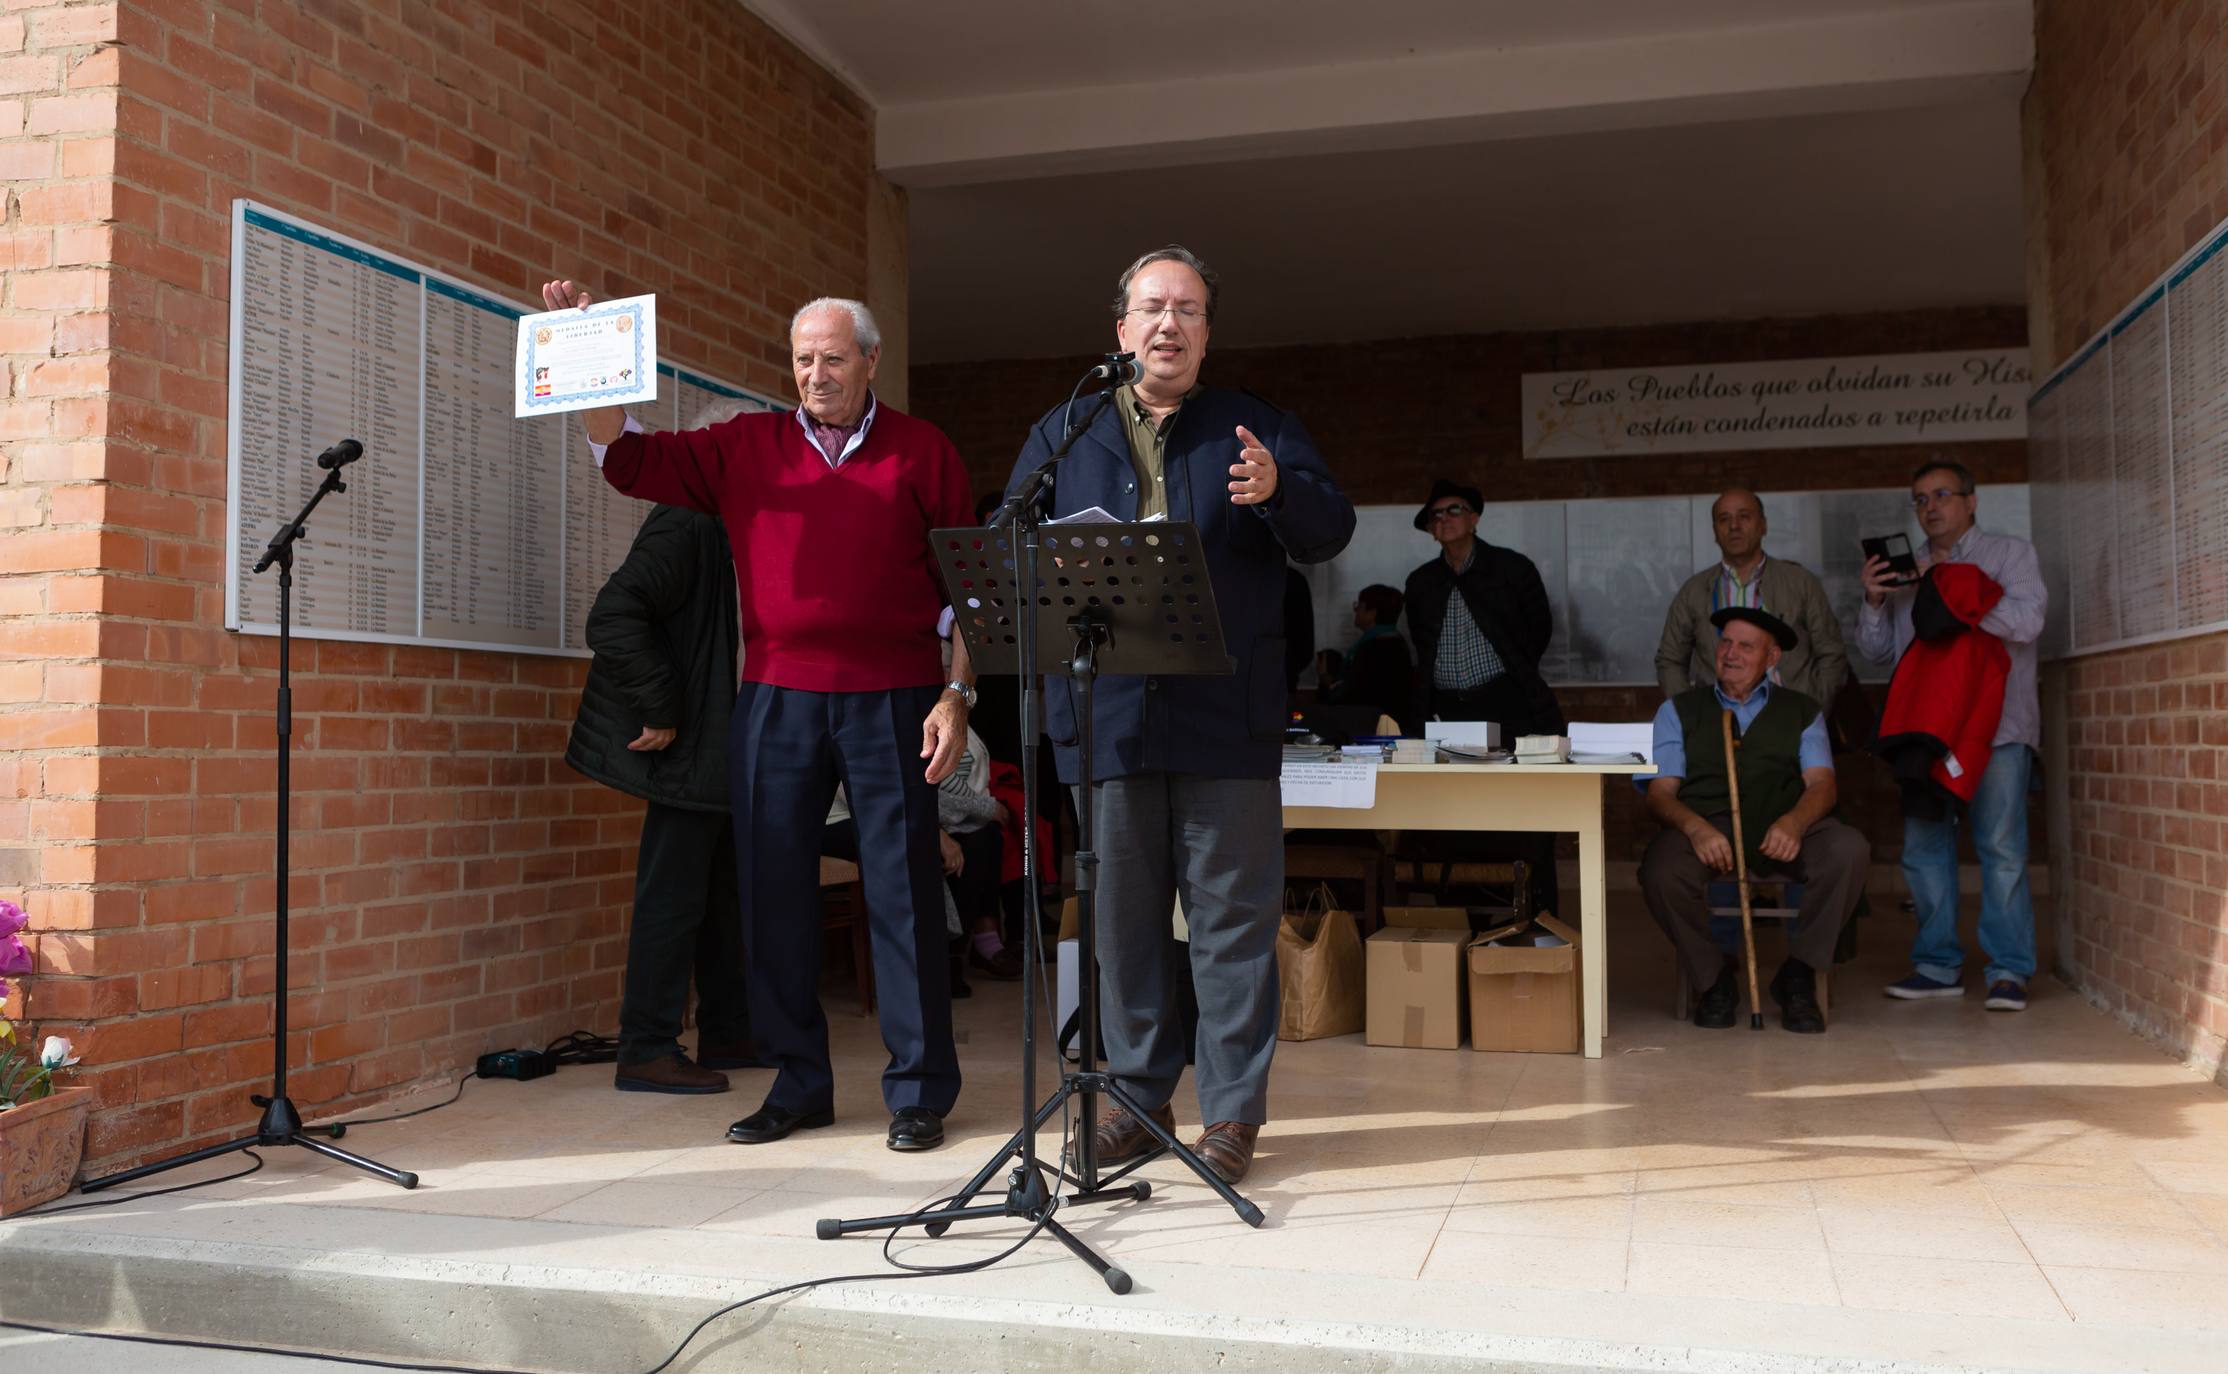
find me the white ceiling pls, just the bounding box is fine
[741,1,2032,364]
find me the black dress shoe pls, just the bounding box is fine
[726,1101,834,1144]
[1693,963,1738,1029]
[1771,958,1826,1034]
[887,1106,945,1152]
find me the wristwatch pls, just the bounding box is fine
[943,679,977,709]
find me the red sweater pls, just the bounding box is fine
[601,405,972,693]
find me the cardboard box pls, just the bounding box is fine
[1466,913,1581,1054]
[1060,893,1186,942]
[1365,907,1472,1049]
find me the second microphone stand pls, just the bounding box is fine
[84,444,416,1195]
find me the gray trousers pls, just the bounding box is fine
[1640,815,1869,994]
[1086,773,1283,1126]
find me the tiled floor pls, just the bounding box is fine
[14,894,2228,1370]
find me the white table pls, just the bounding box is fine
[1283,761,1654,1058]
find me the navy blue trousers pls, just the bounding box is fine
[729,681,960,1116]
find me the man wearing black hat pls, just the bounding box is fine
[1403,479,1565,916]
[1638,607,1869,1033]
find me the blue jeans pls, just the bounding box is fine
[1902,744,2036,987]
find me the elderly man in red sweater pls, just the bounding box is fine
[542,281,974,1154]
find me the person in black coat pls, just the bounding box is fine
[564,409,756,1095]
[1282,565,1315,701]
[1403,478,1566,919]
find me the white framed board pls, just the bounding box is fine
[1296,484,2030,688]
[225,200,783,657]
[2028,213,2228,660]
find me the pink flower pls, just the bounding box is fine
[0,935,29,978]
[0,900,24,938]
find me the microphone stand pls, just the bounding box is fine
[84,443,417,1194]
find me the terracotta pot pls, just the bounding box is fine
[0,1085,91,1216]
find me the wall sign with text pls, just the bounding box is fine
[1521,349,2030,460]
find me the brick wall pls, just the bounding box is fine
[0,0,874,1170]
[2028,0,2227,375]
[2028,0,2228,1079]
[2055,635,2228,1069]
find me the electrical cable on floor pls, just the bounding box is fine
[543,1030,620,1066]
[313,1073,474,1130]
[0,1149,268,1217]
[0,961,1102,1374]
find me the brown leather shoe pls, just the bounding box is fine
[1192,1121,1260,1184]
[696,1039,771,1071]
[1066,1101,1176,1172]
[615,1055,728,1095]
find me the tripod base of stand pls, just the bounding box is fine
[79,1093,418,1194]
[821,1161,1147,1294]
[816,1073,1261,1292]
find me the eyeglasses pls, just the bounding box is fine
[1910,487,1973,509]
[1427,504,1473,521]
[1123,303,1207,323]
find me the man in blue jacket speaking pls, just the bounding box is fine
[1003,245,1355,1185]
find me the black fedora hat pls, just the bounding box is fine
[1414,479,1485,532]
[1710,605,1798,651]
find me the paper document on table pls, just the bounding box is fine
[515,293,657,417]
[1280,756,1378,809]
[1569,721,1655,764]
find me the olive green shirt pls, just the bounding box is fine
[1655,554,1848,706]
[1118,384,1198,520]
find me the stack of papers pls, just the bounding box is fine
[1569,721,1655,765]
[1424,720,1501,750]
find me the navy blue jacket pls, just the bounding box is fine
[1003,385,1355,783]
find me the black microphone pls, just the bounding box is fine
[317,439,363,470]
[1087,352,1141,385]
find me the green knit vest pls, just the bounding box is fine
[1672,685,1819,870]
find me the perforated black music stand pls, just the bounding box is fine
[816,519,1262,1292]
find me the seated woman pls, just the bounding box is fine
[1316,583,1417,734]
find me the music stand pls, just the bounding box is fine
[817,518,1262,1292]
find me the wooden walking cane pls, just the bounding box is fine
[1720,709,1765,1030]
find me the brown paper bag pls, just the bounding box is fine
[1276,884,1365,1041]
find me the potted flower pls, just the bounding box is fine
[0,898,91,1216]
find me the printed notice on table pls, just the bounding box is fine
[1280,757,1379,809]
[516,294,657,417]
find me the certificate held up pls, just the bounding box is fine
[515,292,658,417]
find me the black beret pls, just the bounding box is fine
[1710,605,1798,651]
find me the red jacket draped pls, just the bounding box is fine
[1875,562,2008,809]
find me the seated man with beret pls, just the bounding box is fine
[1639,608,1870,1033]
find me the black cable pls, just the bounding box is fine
[542,1030,619,1066]
[0,1320,541,1374]
[1,1149,267,1216]
[313,1074,472,1129]
[2,984,1099,1374]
